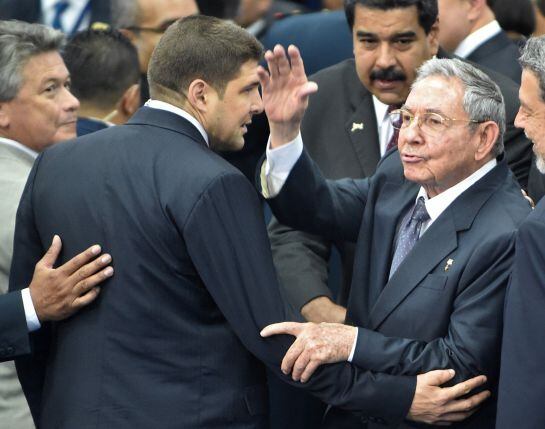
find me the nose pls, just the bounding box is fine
[514,107,524,130]
[62,86,80,112]
[375,43,396,69]
[251,89,264,115]
[399,117,424,146]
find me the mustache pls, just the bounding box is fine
[370,67,407,82]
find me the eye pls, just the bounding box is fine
[44,83,58,94]
[64,81,71,90]
[425,113,446,128]
[400,112,413,125]
[358,38,378,49]
[393,39,413,49]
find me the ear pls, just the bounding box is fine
[0,102,11,128]
[467,0,486,21]
[427,19,440,57]
[474,121,499,161]
[118,84,141,121]
[186,79,215,114]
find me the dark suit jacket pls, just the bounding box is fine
[0,0,110,27]
[269,56,532,313]
[76,117,108,137]
[0,292,29,362]
[466,30,522,84]
[496,199,545,428]
[9,107,416,429]
[267,149,531,428]
[261,10,353,77]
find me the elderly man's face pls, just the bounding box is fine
[204,60,263,152]
[133,0,198,73]
[398,76,485,197]
[515,69,545,173]
[352,4,439,106]
[0,51,79,152]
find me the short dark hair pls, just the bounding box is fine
[148,15,262,97]
[344,0,438,34]
[493,0,535,38]
[63,28,140,109]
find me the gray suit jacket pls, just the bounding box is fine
[0,142,35,428]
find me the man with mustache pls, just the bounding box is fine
[268,0,531,328]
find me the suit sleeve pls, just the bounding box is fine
[265,150,369,243]
[496,216,545,429]
[268,216,336,312]
[8,153,51,424]
[0,291,30,361]
[351,231,514,386]
[183,171,416,425]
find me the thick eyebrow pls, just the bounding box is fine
[355,30,417,40]
[401,105,447,115]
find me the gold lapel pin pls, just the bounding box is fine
[351,122,364,132]
[444,259,454,272]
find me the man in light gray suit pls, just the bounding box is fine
[0,20,81,428]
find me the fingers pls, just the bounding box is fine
[287,45,306,79]
[442,390,491,415]
[300,359,320,383]
[39,235,62,269]
[73,263,114,297]
[445,375,487,400]
[424,368,456,386]
[59,243,102,276]
[275,44,291,77]
[290,347,311,381]
[72,286,101,310]
[297,81,318,101]
[281,338,305,374]
[260,321,303,337]
[257,65,270,92]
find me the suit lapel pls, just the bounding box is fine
[368,159,509,330]
[466,32,511,62]
[344,72,381,177]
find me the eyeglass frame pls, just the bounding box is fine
[388,108,484,136]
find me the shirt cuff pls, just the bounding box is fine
[347,327,359,362]
[22,288,41,332]
[262,132,303,198]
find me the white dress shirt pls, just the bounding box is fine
[41,0,92,34]
[373,96,396,157]
[262,135,497,361]
[454,20,502,59]
[144,99,209,146]
[0,138,40,332]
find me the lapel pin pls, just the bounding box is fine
[351,122,364,132]
[444,259,454,272]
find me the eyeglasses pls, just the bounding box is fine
[388,108,483,136]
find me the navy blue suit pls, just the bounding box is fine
[267,150,531,428]
[497,199,545,428]
[76,117,108,137]
[9,107,415,428]
[0,292,30,361]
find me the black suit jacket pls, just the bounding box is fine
[269,56,532,313]
[466,30,522,84]
[0,292,30,361]
[9,107,416,429]
[76,117,108,137]
[497,199,545,428]
[0,0,110,25]
[267,150,531,428]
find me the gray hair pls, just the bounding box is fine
[414,58,505,157]
[110,0,140,29]
[0,20,65,102]
[519,36,545,102]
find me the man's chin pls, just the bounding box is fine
[535,154,545,174]
[210,137,245,153]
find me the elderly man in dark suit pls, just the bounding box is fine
[9,16,485,429]
[497,35,545,429]
[259,46,531,427]
[268,0,532,329]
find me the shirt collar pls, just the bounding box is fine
[144,99,209,146]
[417,158,497,222]
[372,95,390,122]
[0,137,38,159]
[454,20,502,58]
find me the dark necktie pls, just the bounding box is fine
[52,1,69,31]
[389,196,430,277]
[386,104,401,152]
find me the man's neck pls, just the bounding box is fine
[469,8,496,33]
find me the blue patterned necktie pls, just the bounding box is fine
[52,1,70,31]
[389,196,430,277]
